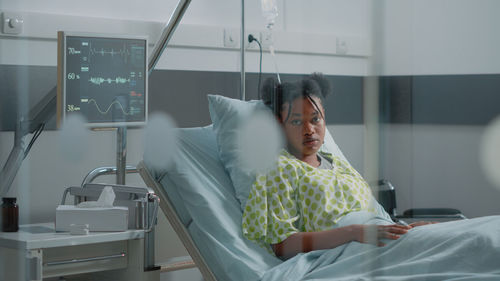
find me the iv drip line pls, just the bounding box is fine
[269,45,281,84]
[261,0,281,84]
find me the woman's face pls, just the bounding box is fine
[280,96,326,160]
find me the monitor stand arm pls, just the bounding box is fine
[0,86,57,197]
[0,128,28,196]
[116,126,127,185]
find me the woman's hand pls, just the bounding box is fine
[353,224,411,246]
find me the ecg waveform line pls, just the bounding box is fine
[88,42,131,64]
[89,43,130,57]
[89,77,132,85]
[87,99,131,116]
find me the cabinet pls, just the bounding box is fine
[0,223,159,281]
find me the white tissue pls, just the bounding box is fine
[70,223,89,235]
[77,186,116,208]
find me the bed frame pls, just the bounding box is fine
[137,161,217,281]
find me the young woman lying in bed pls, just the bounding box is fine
[242,73,435,260]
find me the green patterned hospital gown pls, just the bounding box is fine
[242,150,375,245]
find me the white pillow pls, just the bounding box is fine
[208,94,347,211]
[322,125,349,163]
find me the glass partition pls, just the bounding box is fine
[1,0,499,280]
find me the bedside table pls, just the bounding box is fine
[0,222,159,281]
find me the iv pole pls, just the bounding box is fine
[241,0,246,101]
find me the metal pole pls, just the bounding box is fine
[240,0,246,101]
[144,195,156,270]
[145,0,193,271]
[81,166,137,187]
[148,0,192,74]
[116,127,127,185]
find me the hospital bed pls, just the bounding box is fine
[137,97,499,280]
[138,124,281,281]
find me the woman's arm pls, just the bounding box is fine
[272,224,410,259]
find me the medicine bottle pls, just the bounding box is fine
[2,197,19,232]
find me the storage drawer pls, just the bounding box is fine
[43,240,127,278]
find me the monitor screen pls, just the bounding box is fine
[57,32,147,127]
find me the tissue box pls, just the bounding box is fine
[56,205,129,232]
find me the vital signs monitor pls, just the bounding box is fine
[57,32,148,127]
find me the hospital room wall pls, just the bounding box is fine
[374,0,500,217]
[0,0,371,264]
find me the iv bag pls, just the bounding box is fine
[261,0,278,29]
